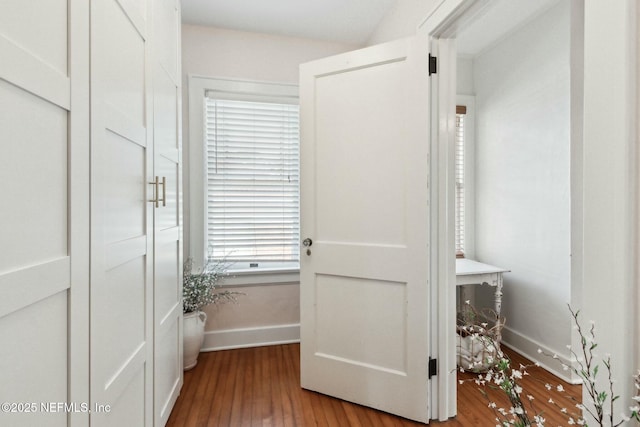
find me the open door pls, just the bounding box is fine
[300,36,432,423]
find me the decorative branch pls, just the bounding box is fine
[183,256,244,313]
[458,303,640,426]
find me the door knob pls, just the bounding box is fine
[302,238,313,247]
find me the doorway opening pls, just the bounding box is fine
[425,0,583,420]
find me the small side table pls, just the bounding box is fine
[455,258,510,342]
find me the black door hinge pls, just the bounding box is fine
[429,54,437,75]
[428,358,437,379]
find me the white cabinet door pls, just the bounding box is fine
[151,0,183,425]
[0,0,86,426]
[299,36,432,423]
[90,0,153,425]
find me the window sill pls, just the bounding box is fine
[221,268,300,287]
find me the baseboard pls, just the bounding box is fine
[200,323,581,384]
[501,326,582,385]
[201,323,300,352]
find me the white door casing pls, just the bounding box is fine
[418,1,476,419]
[299,36,432,423]
[90,0,153,425]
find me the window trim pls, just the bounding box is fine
[455,95,476,260]
[188,75,300,285]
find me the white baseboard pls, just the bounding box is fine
[200,323,582,385]
[201,323,300,352]
[501,326,582,385]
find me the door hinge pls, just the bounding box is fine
[428,358,437,379]
[429,54,437,76]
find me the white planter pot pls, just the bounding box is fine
[183,311,207,371]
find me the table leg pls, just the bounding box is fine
[495,273,503,342]
[460,285,469,307]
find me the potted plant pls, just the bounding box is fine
[182,257,242,370]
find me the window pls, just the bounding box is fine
[204,88,300,272]
[184,75,300,286]
[453,96,475,259]
[455,105,467,258]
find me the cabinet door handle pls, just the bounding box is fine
[149,176,160,208]
[160,176,166,207]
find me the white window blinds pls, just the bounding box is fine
[455,108,466,257]
[205,96,300,269]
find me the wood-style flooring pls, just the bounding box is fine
[166,343,580,426]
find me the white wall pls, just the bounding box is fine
[473,2,572,367]
[580,0,638,410]
[366,0,439,45]
[181,24,358,346]
[456,56,474,95]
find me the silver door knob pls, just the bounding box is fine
[302,238,313,247]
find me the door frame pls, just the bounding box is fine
[420,0,640,418]
[419,1,564,420]
[417,0,494,421]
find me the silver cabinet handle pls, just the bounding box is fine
[149,176,167,208]
[160,176,166,207]
[149,176,160,208]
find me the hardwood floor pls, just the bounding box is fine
[166,344,580,426]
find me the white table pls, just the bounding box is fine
[456,258,509,340]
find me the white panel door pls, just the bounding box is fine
[90,0,153,426]
[300,36,432,423]
[0,0,84,426]
[151,0,182,425]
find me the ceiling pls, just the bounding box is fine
[180,0,397,46]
